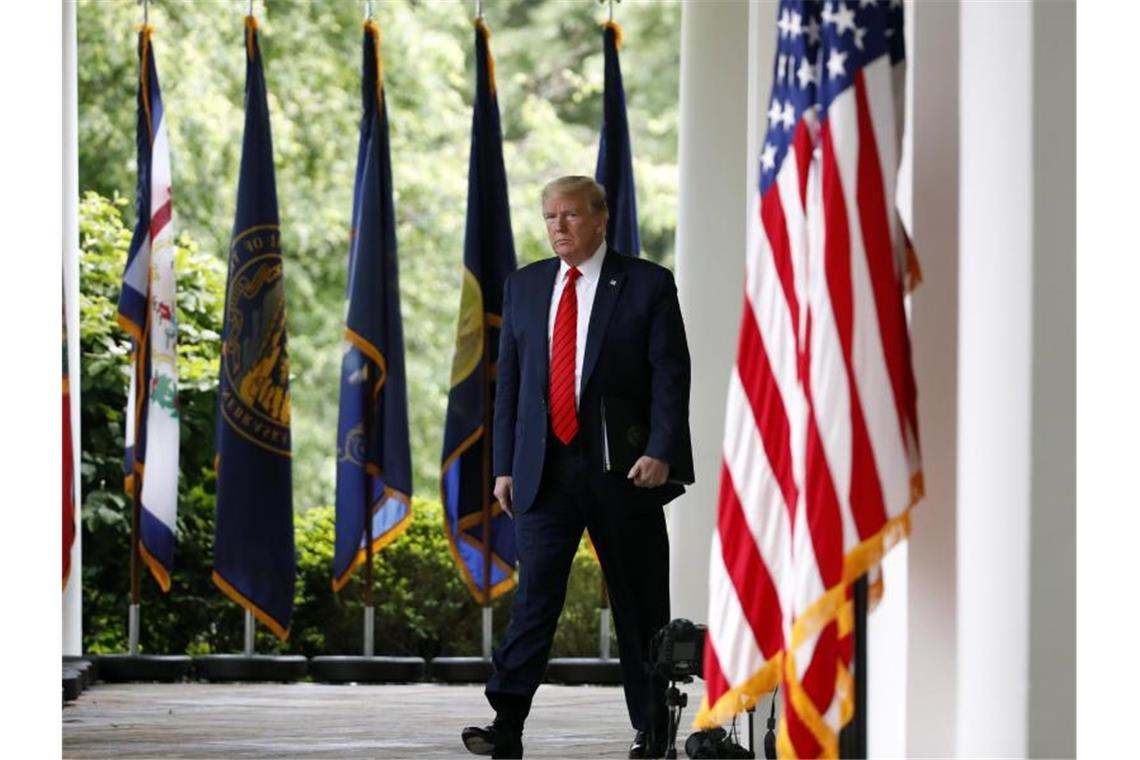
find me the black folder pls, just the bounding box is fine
[601,396,694,485]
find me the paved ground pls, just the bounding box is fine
[62,682,673,758]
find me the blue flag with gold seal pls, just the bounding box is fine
[212,15,295,641]
[332,19,413,592]
[595,20,640,257]
[440,18,518,605]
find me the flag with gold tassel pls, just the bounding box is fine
[440,16,518,604]
[595,18,640,257]
[212,14,295,640]
[332,17,413,592]
[118,23,179,593]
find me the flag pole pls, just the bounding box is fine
[596,0,622,662]
[125,0,153,664]
[839,574,869,757]
[361,282,376,658]
[242,0,257,666]
[127,269,145,658]
[242,611,253,656]
[360,0,382,664]
[480,312,494,659]
[363,478,375,658]
[475,0,493,661]
[129,476,141,655]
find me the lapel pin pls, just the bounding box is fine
[609,279,617,286]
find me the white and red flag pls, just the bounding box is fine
[118,24,179,593]
[696,1,922,755]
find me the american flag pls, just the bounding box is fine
[696,1,922,755]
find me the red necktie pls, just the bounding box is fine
[550,267,582,444]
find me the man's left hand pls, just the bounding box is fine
[627,456,669,488]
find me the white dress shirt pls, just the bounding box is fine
[547,241,607,405]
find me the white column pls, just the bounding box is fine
[669,0,759,624]
[957,4,1032,754]
[898,0,960,756]
[957,2,1075,755]
[63,0,83,656]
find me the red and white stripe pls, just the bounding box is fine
[699,47,921,759]
[698,114,814,728]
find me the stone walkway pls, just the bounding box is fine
[62,681,689,758]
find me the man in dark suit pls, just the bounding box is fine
[461,176,693,759]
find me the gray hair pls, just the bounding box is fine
[541,176,608,214]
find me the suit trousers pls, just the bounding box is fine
[485,433,670,737]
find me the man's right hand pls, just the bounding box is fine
[494,476,515,518]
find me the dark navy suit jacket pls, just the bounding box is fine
[492,250,693,514]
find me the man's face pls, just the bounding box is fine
[542,191,606,266]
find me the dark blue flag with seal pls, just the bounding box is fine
[332,19,413,592]
[440,18,518,605]
[594,20,640,257]
[212,15,295,641]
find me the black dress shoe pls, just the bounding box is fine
[462,723,523,759]
[629,729,668,759]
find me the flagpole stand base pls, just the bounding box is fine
[93,654,192,683]
[63,656,99,702]
[309,656,425,684]
[428,656,493,683]
[192,654,307,683]
[544,657,623,685]
[63,666,82,703]
[63,656,99,690]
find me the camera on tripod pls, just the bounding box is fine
[650,618,707,682]
[649,619,761,759]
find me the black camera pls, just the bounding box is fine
[650,618,707,681]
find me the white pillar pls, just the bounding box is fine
[898,0,960,756]
[63,0,83,656]
[669,0,758,624]
[957,4,1032,754]
[957,2,1075,755]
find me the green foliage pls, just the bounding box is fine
[292,498,613,659]
[291,498,506,658]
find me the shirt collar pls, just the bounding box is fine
[559,240,607,284]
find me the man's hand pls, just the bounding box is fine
[627,456,669,488]
[494,475,515,518]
